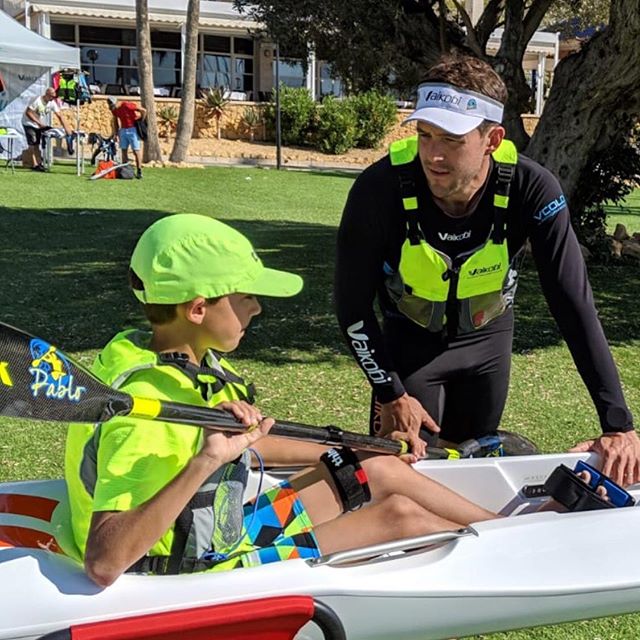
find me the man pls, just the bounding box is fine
[107,97,146,179]
[21,87,71,171]
[335,54,640,485]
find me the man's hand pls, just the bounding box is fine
[570,430,640,486]
[379,393,440,459]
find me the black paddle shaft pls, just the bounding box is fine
[0,322,428,456]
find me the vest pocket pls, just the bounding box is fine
[397,291,447,331]
[459,291,506,333]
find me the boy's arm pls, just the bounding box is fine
[136,105,147,119]
[214,401,327,466]
[85,453,225,587]
[85,419,272,587]
[251,435,328,467]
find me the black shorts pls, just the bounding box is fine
[370,309,514,445]
[24,126,41,147]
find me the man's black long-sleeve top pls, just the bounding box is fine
[335,152,633,433]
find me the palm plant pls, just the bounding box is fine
[241,106,263,142]
[202,87,229,140]
[157,106,179,139]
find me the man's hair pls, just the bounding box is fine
[423,54,508,105]
[128,269,221,326]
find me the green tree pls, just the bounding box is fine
[236,0,640,244]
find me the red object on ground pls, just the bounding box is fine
[68,596,316,640]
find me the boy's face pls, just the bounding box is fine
[201,293,262,352]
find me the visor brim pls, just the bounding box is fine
[403,108,485,135]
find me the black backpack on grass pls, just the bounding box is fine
[118,164,136,180]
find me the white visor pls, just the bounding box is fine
[403,83,504,135]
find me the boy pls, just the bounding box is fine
[65,213,497,587]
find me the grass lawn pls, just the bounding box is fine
[1,164,639,639]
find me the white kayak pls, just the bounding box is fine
[2,452,640,640]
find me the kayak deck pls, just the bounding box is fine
[2,453,640,640]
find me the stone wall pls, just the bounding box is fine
[78,96,267,141]
[79,96,540,146]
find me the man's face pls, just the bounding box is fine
[43,89,56,103]
[416,122,501,202]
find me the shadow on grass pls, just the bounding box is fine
[603,200,640,218]
[1,207,638,365]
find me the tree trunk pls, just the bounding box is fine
[526,0,640,211]
[169,0,200,162]
[136,0,162,162]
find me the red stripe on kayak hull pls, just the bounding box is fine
[68,596,315,640]
[0,494,59,521]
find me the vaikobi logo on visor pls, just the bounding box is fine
[404,83,504,135]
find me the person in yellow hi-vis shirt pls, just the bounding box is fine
[65,213,498,586]
[335,54,640,485]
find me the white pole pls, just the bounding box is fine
[306,47,316,100]
[536,52,546,115]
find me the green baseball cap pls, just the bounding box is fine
[130,214,303,303]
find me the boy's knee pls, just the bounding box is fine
[359,454,405,491]
[382,494,424,521]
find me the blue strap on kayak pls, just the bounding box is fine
[544,460,635,511]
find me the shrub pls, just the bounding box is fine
[351,90,397,149]
[264,85,317,146]
[571,118,640,259]
[315,96,358,155]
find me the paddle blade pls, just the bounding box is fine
[0,322,130,423]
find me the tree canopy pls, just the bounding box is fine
[236,0,639,246]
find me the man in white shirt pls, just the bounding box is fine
[22,87,71,171]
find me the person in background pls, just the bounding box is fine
[22,87,71,172]
[108,97,146,179]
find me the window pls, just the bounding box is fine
[51,23,74,43]
[318,62,344,98]
[50,23,255,96]
[274,59,305,88]
[199,35,254,94]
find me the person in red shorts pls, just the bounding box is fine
[108,97,146,179]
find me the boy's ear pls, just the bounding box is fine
[182,297,208,325]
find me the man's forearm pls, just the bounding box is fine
[25,110,42,127]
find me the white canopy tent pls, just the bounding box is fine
[0,8,79,67]
[0,9,80,165]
